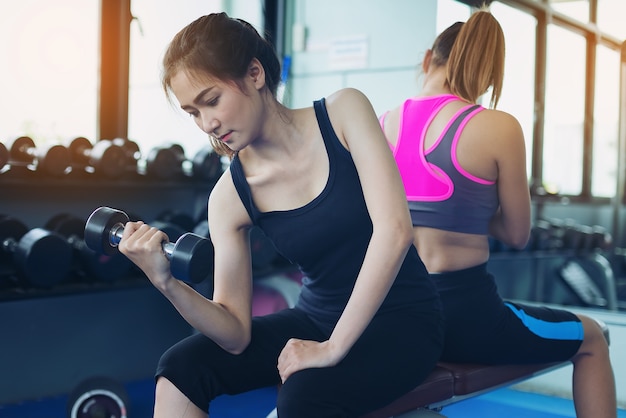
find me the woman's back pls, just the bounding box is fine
[383,96,530,272]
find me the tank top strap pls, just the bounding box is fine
[230,156,261,223]
[432,104,482,153]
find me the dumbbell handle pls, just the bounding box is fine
[1,237,17,252]
[108,222,177,260]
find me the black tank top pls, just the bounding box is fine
[230,98,440,334]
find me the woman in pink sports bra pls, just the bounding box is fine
[380,8,616,418]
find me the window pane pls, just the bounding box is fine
[597,0,626,40]
[591,46,620,197]
[128,1,263,159]
[550,0,589,22]
[436,0,470,34]
[491,2,536,180]
[0,0,98,146]
[542,25,586,195]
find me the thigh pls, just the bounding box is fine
[156,308,325,411]
[442,276,583,364]
[277,309,443,418]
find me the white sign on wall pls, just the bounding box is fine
[328,35,369,71]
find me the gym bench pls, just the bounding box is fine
[360,361,568,417]
[270,319,608,417]
[361,318,610,418]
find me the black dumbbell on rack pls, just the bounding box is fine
[84,207,213,283]
[136,144,184,180]
[4,136,71,176]
[66,137,128,178]
[188,145,225,182]
[0,215,73,287]
[45,213,133,283]
[0,141,8,171]
[137,143,224,182]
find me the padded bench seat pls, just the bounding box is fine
[360,361,566,418]
[361,318,609,418]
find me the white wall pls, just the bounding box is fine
[283,0,438,116]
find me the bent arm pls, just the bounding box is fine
[488,111,531,249]
[119,173,254,355]
[324,88,415,363]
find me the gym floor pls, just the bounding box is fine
[2,379,625,418]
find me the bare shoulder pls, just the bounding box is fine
[325,88,373,115]
[208,167,252,232]
[474,108,523,136]
[323,88,379,139]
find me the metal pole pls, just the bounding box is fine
[611,41,626,247]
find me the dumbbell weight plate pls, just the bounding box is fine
[7,136,37,161]
[67,136,93,164]
[0,216,30,263]
[145,147,182,179]
[84,207,130,256]
[192,146,224,182]
[49,214,133,282]
[0,142,8,168]
[8,136,70,175]
[67,376,129,418]
[15,228,73,287]
[170,232,214,283]
[88,140,127,178]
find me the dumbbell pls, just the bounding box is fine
[66,136,127,178]
[190,145,225,182]
[5,136,71,176]
[0,215,73,287]
[138,143,224,182]
[167,143,225,182]
[107,137,141,165]
[0,142,8,169]
[45,213,133,283]
[84,207,213,283]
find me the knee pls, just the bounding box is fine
[276,384,309,418]
[576,315,610,357]
[276,381,343,418]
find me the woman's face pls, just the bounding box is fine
[170,68,264,152]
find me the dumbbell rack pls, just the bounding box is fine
[0,172,217,406]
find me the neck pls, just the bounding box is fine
[419,67,452,98]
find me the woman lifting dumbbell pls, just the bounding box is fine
[379,9,616,418]
[113,12,443,418]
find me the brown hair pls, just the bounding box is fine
[432,10,505,108]
[161,13,282,157]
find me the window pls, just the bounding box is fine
[549,0,588,22]
[542,25,586,195]
[491,2,536,179]
[0,0,99,147]
[127,0,263,160]
[591,45,620,197]
[597,0,626,40]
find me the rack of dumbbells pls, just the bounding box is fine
[0,136,228,299]
[0,136,249,412]
[488,217,619,312]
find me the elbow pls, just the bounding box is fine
[507,230,531,250]
[391,218,415,251]
[224,333,251,355]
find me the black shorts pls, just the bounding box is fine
[156,306,443,417]
[432,263,583,364]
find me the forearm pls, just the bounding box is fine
[327,225,412,362]
[160,278,251,354]
[488,208,530,249]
